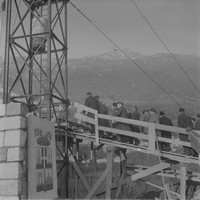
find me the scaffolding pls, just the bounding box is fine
[62,102,200,200]
[2,0,68,120]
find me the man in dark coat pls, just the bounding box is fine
[178,108,193,155]
[94,96,111,138]
[159,111,173,150]
[113,102,132,159]
[131,105,140,120]
[130,105,140,144]
[178,108,193,141]
[85,92,99,112]
[84,92,99,133]
[195,114,200,130]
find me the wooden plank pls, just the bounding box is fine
[74,113,95,124]
[122,162,171,184]
[69,154,98,200]
[99,126,148,140]
[144,181,180,198]
[75,140,79,199]
[164,184,173,200]
[128,164,200,183]
[153,151,199,164]
[180,164,186,200]
[69,154,91,192]
[156,123,189,135]
[98,113,150,128]
[84,167,110,200]
[106,150,113,199]
[94,144,104,151]
[98,113,188,135]
[157,136,191,148]
[94,110,99,145]
[115,160,127,200]
[73,101,98,113]
[148,123,156,153]
[99,126,192,148]
[93,149,97,178]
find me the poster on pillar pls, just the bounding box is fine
[28,115,58,199]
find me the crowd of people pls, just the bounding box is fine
[84,92,200,156]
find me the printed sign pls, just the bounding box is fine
[28,115,58,199]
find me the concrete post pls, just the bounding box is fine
[0,103,28,200]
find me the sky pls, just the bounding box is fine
[0,0,200,58]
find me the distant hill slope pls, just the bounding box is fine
[0,51,200,105]
[68,51,200,104]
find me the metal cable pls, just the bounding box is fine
[68,0,192,115]
[130,0,200,96]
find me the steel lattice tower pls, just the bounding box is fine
[3,0,68,121]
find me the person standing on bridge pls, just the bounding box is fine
[95,95,111,138]
[129,105,140,145]
[113,102,132,159]
[149,108,159,124]
[84,92,99,133]
[178,108,193,155]
[140,109,150,134]
[195,114,200,130]
[177,108,193,141]
[85,92,99,111]
[131,105,140,120]
[159,111,173,150]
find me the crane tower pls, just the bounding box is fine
[2,0,68,121]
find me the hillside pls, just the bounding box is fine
[0,51,200,107]
[67,51,200,104]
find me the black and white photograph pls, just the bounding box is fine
[0,0,200,199]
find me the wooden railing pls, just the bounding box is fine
[69,102,200,161]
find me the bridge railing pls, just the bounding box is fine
[70,102,200,158]
[98,114,200,156]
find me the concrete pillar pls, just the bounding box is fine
[0,103,28,200]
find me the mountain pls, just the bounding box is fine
[92,49,142,60]
[0,50,200,106]
[68,51,200,104]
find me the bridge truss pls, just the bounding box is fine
[56,102,200,200]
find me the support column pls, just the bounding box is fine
[180,163,186,200]
[3,0,12,104]
[106,146,113,199]
[75,139,79,199]
[90,142,97,178]
[0,103,28,199]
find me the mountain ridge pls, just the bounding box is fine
[0,51,200,105]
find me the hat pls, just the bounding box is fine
[143,109,149,114]
[150,108,156,113]
[179,108,184,112]
[113,102,117,107]
[117,102,124,106]
[87,92,92,96]
[160,111,165,116]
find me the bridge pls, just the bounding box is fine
[53,101,200,200]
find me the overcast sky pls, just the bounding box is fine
[67,0,200,58]
[0,0,199,58]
